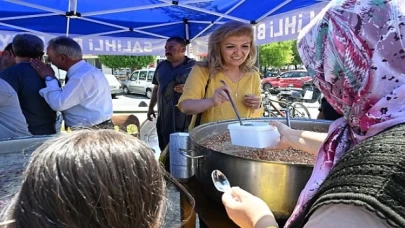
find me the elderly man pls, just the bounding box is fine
[0,43,16,72]
[31,36,113,129]
[0,34,56,135]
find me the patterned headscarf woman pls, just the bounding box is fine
[287,0,405,225]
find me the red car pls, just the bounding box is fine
[261,70,312,92]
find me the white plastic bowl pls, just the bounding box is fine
[227,122,280,148]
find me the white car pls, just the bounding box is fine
[105,73,122,99]
[122,68,155,98]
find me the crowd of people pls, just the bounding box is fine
[0,34,113,140]
[1,0,405,227]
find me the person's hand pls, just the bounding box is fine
[269,121,293,149]
[222,187,277,228]
[211,85,230,106]
[147,108,156,121]
[174,84,184,93]
[243,94,261,109]
[30,59,55,79]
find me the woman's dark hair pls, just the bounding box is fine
[2,130,170,228]
[3,43,13,53]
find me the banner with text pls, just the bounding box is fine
[0,31,167,56]
[191,2,327,55]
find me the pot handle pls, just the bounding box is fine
[179,148,204,159]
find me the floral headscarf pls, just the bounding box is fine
[286,0,405,226]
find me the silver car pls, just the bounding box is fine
[105,73,123,99]
[122,68,155,98]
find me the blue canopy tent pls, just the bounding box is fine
[0,0,329,55]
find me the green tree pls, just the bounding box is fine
[259,42,292,73]
[98,55,156,71]
[289,40,302,69]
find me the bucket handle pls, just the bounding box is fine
[178,148,204,159]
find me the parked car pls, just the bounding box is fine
[113,68,132,81]
[114,73,129,81]
[263,71,280,78]
[261,70,312,93]
[121,68,155,98]
[105,73,122,99]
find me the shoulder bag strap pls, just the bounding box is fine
[194,77,210,127]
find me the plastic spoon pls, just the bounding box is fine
[219,80,253,126]
[211,170,231,193]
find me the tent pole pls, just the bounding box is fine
[135,21,183,30]
[66,0,78,37]
[80,0,209,17]
[0,13,58,21]
[0,22,49,36]
[79,17,169,39]
[160,0,250,23]
[185,20,190,57]
[82,3,171,17]
[75,30,128,39]
[181,0,212,3]
[255,0,292,23]
[66,18,71,36]
[4,0,64,14]
[190,0,245,43]
[66,0,72,36]
[73,0,78,14]
[188,20,224,24]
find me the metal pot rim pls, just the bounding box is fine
[189,117,332,167]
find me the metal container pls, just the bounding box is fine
[0,135,53,210]
[169,132,202,182]
[188,118,332,220]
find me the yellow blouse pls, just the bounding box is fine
[178,65,263,129]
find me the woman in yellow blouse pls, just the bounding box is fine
[178,21,263,129]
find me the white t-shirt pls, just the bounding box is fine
[0,78,31,140]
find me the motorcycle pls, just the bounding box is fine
[276,80,322,108]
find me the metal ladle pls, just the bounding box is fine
[219,80,253,126]
[211,170,231,193]
[284,109,291,127]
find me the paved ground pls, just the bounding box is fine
[164,183,205,228]
[112,94,321,124]
[162,184,182,227]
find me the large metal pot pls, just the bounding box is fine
[188,118,331,220]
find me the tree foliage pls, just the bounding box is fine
[258,40,303,71]
[290,40,302,69]
[259,41,292,69]
[98,55,156,70]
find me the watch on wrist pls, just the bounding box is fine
[45,76,54,81]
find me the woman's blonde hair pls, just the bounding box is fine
[198,20,257,77]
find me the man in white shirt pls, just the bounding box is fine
[0,78,31,140]
[30,36,113,129]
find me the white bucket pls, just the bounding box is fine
[227,122,280,148]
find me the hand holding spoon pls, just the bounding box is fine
[211,170,231,193]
